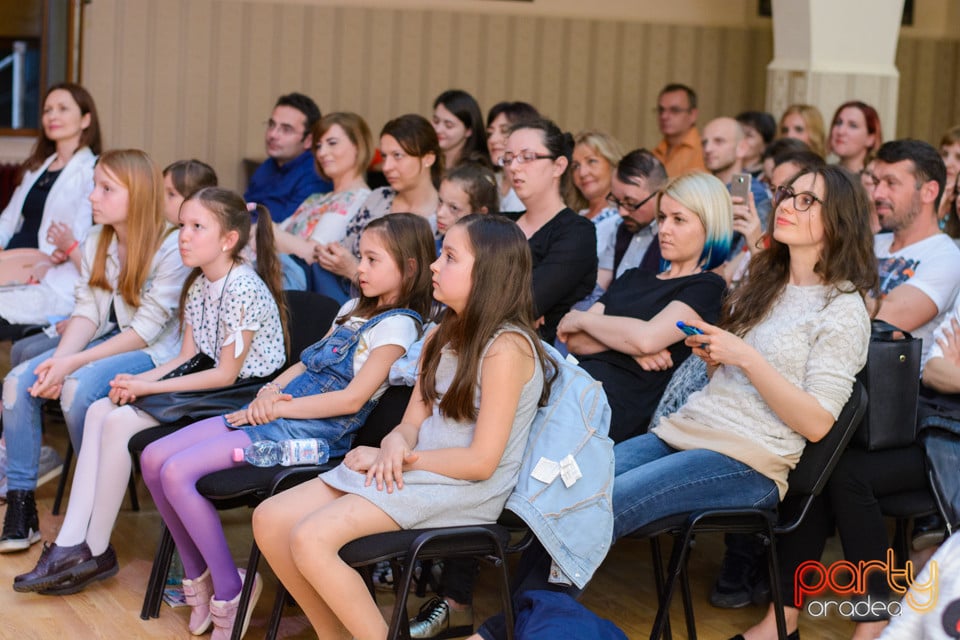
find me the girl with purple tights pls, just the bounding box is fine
[140,213,436,640]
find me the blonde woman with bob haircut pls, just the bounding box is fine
[275,112,373,278]
[557,172,732,442]
[0,149,188,553]
[571,130,625,270]
[778,104,826,158]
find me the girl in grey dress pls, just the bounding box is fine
[254,214,556,640]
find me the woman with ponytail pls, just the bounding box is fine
[502,117,597,342]
[13,188,287,594]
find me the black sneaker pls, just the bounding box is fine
[912,513,946,551]
[710,535,764,609]
[0,489,41,553]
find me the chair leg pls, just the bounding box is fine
[388,556,417,640]
[52,442,74,516]
[265,583,289,640]
[766,530,790,640]
[678,562,697,640]
[649,529,695,640]
[492,552,515,640]
[141,523,175,620]
[230,541,263,640]
[648,537,672,640]
[127,467,140,512]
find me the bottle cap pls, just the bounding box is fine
[232,447,244,463]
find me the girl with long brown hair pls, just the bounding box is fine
[253,214,554,640]
[0,149,188,553]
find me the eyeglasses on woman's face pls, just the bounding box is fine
[498,150,555,167]
[774,185,823,212]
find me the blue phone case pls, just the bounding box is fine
[676,321,704,336]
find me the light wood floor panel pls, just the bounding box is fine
[0,429,856,639]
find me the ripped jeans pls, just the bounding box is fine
[1,334,154,492]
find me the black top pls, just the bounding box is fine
[8,168,62,249]
[578,268,726,443]
[505,208,597,342]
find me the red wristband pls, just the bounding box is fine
[65,240,79,256]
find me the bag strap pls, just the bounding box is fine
[871,318,914,341]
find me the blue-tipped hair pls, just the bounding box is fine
[657,172,733,271]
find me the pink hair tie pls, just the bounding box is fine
[246,202,258,212]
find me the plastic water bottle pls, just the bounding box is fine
[233,438,330,467]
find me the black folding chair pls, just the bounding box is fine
[631,382,867,640]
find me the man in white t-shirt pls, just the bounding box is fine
[870,139,960,368]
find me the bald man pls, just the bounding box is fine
[702,116,772,235]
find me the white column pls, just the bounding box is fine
[767,0,904,138]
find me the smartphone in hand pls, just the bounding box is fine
[730,172,751,201]
[676,321,704,336]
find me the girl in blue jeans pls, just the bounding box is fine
[140,213,435,640]
[0,149,187,553]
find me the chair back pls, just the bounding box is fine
[784,381,867,500]
[283,290,341,365]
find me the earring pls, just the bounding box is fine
[222,246,228,252]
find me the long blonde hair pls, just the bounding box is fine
[88,149,168,307]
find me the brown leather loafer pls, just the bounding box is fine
[38,544,118,595]
[14,541,94,593]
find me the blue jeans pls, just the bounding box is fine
[11,332,60,367]
[612,433,779,540]
[2,340,154,491]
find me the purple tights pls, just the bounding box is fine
[140,416,253,601]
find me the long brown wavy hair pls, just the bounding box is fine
[420,214,555,422]
[722,165,879,337]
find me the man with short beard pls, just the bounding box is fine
[871,139,960,367]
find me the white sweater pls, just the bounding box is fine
[652,283,871,498]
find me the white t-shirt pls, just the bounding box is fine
[337,299,421,399]
[926,297,960,362]
[874,233,960,368]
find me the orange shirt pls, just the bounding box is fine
[653,127,706,177]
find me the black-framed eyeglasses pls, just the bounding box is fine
[606,190,658,213]
[774,185,823,212]
[499,151,555,167]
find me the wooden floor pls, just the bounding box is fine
[0,408,857,640]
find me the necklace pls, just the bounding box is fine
[199,263,235,357]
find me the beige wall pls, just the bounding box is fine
[76,0,772,190]
[1,0,957,180]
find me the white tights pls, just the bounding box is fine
[55,397,159,555]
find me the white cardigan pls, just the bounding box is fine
[0,149,97,304]
[0,147,96,253]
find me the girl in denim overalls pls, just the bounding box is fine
[140,213,436,640]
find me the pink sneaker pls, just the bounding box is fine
[209,568,262,640]
[181,568,213,635]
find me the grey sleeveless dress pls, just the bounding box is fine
[321,326,544,529]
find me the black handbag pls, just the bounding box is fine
[851,319,922,450]
[131,352,266,423]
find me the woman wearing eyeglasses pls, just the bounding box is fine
[557,172,730,443]
[502,117,597,343]
[610,162,874,574]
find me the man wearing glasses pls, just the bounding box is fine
[596,149,668,291]
[651,83,706,177]
[244,92,330,222]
